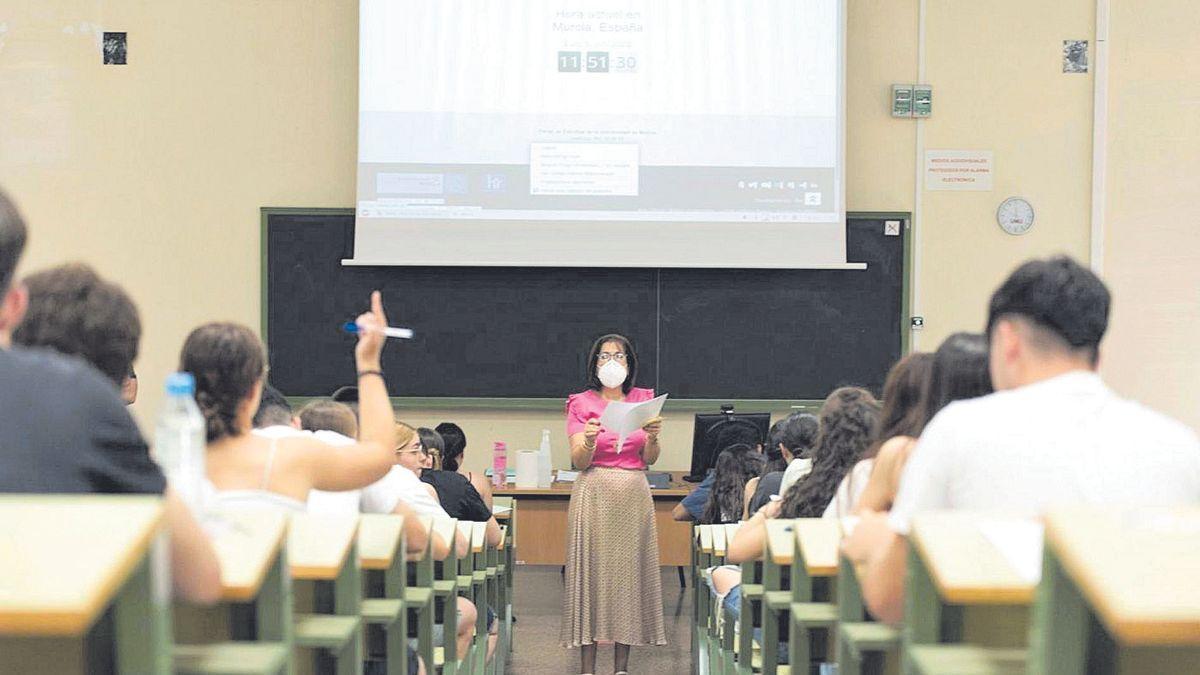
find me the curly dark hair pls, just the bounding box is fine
[180,322,265,442]
[986,256,1110,365]
[779,387,880,518]
[700,443,765,524]
[864,352,933,460]
[12,263,141,388]
[436,422,467,471]
[763,412,820,473]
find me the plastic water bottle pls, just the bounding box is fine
[537,429,553,488]
[492,441,507,488]
[154,373,207,511]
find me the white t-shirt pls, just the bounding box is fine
[888,371,1200,535]
[251,426,448,517]
[822,458,874,519]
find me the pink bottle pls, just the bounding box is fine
[492,441,507,488]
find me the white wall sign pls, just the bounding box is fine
[925,150,994,191]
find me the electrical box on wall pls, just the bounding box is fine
[891,84,932,118]
[913,85,933,117]
[891,85,913,117]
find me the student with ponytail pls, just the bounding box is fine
[192,291,399,511]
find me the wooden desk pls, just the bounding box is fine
[174,509,293,673]
[793,519,840,578]
[0,495,167,674]
[358,514,405,571]
[1033,507,1200,675]
[289,514,360,581]
[209,510,289,602]
[289,514,364,673]
[494,470,696,566]
[908,513,1039,647]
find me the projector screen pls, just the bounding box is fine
[352,0,847,268]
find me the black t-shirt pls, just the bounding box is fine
[419,469,492,522]
[0,347,165,495]
[748,471,784,515]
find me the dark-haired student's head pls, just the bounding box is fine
[866,352,933,459]
[986,256,1110,390]
[919,332,993,427]
[180,322,266,442]
[0,189,29,347]
[418,427,444,470]
[780,387,880,518]
[299,400,358,438]
[700,443,766,524]
[764,412,820,472]
[436,422,467,471]
[12,263,141,390]
[585,333,639,395]
[252,383,296,429]
[121,368,138,405]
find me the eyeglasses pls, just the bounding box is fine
[597,352,627,363]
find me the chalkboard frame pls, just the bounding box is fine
[260,207,913,411]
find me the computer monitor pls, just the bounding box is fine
[685,408,771,482]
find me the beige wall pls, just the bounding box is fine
[1100,0,1200,431]
[1,1,1189,476]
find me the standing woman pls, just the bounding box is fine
[561,334,666,675]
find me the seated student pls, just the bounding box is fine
[416,427,441,470]
[249,390,441,560]
[409,427,503,547]
[0,204,221,605]
[380,422,487,660]
[844,256,1200,624]
[187,292,397,512]
[822,352,933,518]
[673,419,765,522]
[714,387,880,622]
[252,383,299,429]
[14,262,142,390]
[121,368,138,405]
[700,444,766,524]
[410,426,501,660]
[436,421,493,509]
[299,399,359,438]
[744,412,820,519]
[852,333,991,515]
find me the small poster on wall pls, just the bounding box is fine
[924,150,994,191]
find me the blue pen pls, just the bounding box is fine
[342,321,414,340]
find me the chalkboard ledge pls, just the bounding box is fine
[340,258,867,270]
[284,396,823,414]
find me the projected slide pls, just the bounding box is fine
[354,0,847,268]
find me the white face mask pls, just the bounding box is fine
[597,360,628,389]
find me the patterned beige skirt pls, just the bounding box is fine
[560,466,667,648]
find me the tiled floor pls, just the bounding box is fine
[506,565,694,674]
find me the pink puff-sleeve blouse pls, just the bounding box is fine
[565,387,656,470]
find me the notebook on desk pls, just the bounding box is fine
[646,472,672,489]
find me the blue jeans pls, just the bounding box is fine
[712,584,789,665]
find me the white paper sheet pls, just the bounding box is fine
[556,470,580,483]
[979,519,1044,585]
[598,394,669,453]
